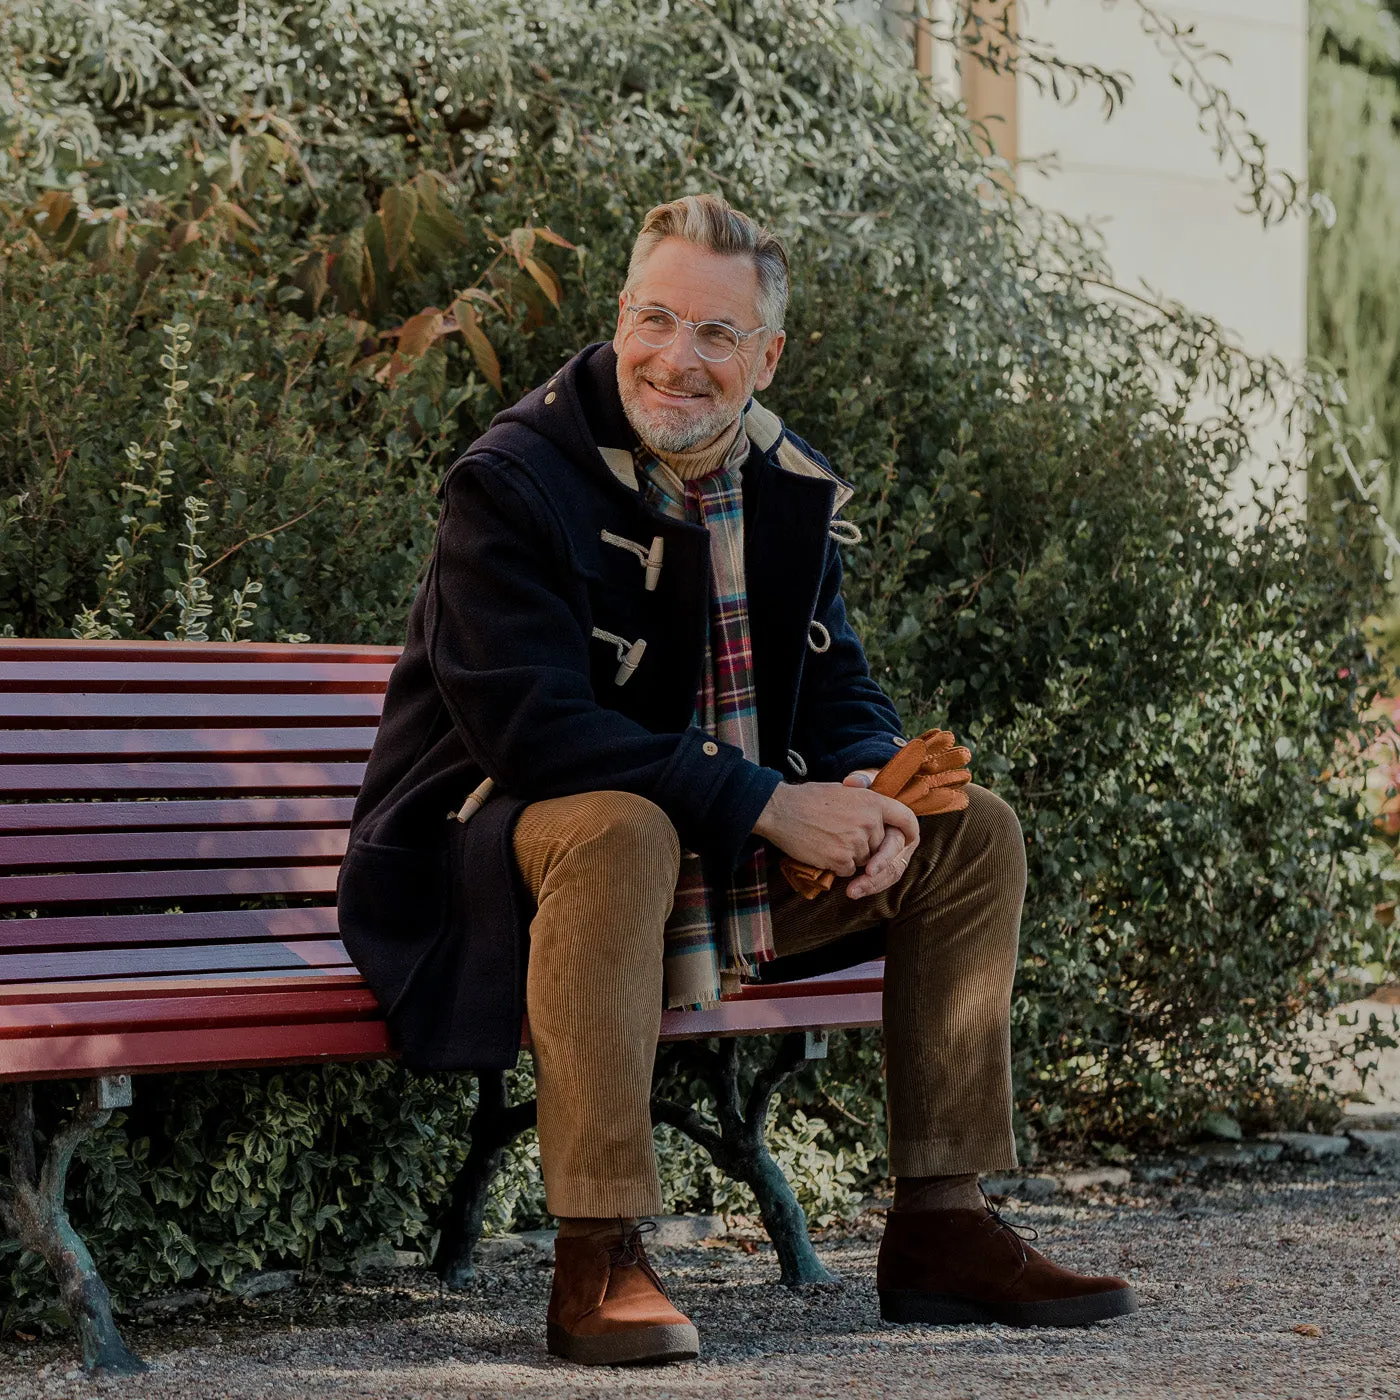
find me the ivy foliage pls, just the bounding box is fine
[0,0,1394,1320]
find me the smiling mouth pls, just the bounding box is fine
[641,376,710,403]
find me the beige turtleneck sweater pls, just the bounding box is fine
[649,416,747,481]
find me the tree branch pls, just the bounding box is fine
[649,1096,726,1164]
[746,1033,806,1134]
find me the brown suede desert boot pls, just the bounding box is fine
[878,1205,1138,1328]
[547,1222,700,1366]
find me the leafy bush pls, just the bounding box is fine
[1,0,1394,1320]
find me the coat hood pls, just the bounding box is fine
[468,340,854,516]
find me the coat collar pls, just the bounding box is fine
[598,393,853,520]
[741,402,854,516]
[480,340,855,520]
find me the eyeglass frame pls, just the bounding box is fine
[619,295,777,364]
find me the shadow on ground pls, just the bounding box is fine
[5,1162,1400,1400]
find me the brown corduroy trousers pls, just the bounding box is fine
[511,784,1025,1218]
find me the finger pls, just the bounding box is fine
[921,745,972,774]
[875,794,920,845]
[909,787,971,817]
[853,826,876,865]
[926,766,971,789]
[870,744,925,799]
[919,729,956,753]
[850,843,910,899]
[895,774,937,806]
[863,826,906,878]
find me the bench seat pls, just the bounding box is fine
[0,637,883,1085]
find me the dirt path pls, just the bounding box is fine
[7,1161,1400,1400]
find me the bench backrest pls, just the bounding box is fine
[0,638,394,1080]
[0,638,882,1083]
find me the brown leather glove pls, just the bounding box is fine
[778,728,972,900]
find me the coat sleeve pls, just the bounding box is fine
[791,530,908,783]
[423,455,782,871]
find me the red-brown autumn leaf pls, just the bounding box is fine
[523,256,562,308]
[393,308,446,359]
[380,185,419,271]
[450,299,502,394]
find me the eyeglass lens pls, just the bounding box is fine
[632,307,742,363]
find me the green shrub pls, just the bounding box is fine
[0,0,1394,1322]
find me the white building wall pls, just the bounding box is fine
[1016,1,1311,505]
[1016,1,1308,369]
[845,0,1311,504]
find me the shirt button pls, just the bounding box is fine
[702,741,719,756]
[544,392,557,405]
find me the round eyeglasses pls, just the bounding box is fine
[624,303,772,364]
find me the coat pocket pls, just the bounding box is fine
[337,838,450,1022]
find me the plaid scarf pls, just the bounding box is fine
[638,435,775,1009]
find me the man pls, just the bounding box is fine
[338,194,1136,1366]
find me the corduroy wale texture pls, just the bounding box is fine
[513,784,1025,1218]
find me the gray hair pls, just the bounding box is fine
[624,194,789,331]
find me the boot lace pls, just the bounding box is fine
[978,1189,1039,1263]
[607,1218,657,1268]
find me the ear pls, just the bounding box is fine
[612,291,629,353]
[752,329,786,392]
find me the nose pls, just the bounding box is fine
[654,324,704,376]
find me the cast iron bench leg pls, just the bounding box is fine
[651,1034,836,1287]
[1,1080,146,1375]
[435,1037,833,1290]
[433,1070,538,1289]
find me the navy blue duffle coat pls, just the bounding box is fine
[336,341,907,1070]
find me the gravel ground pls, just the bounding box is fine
[6,1161,1400,1400]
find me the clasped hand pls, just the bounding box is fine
[753,768,919,899]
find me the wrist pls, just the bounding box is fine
[752,780,791,841]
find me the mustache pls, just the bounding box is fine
[632,367,715,397]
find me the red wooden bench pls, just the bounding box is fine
[0,637,885,1374]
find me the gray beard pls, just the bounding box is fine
[616,362,746,455]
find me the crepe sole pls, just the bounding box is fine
[879,1286,1138,1328]
[546,1320,700,1366]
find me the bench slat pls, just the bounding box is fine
[0,827,348,870]
[0,639,399,664]
[0,906,340,951]
[2,970,365,1004]
[0,864,338,906]
[0,1020,396,1082]
[0,694,384,725]
[0,938,351,985]
[658,989,884,1040]
[735,960,886,999]
[0,901,338,946]
[0,798,355,835]
[0,760,365,796]
[1,994,884,1081]
[0,662,392,692]
[0,727,376,760]
[0,987,380,1037]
